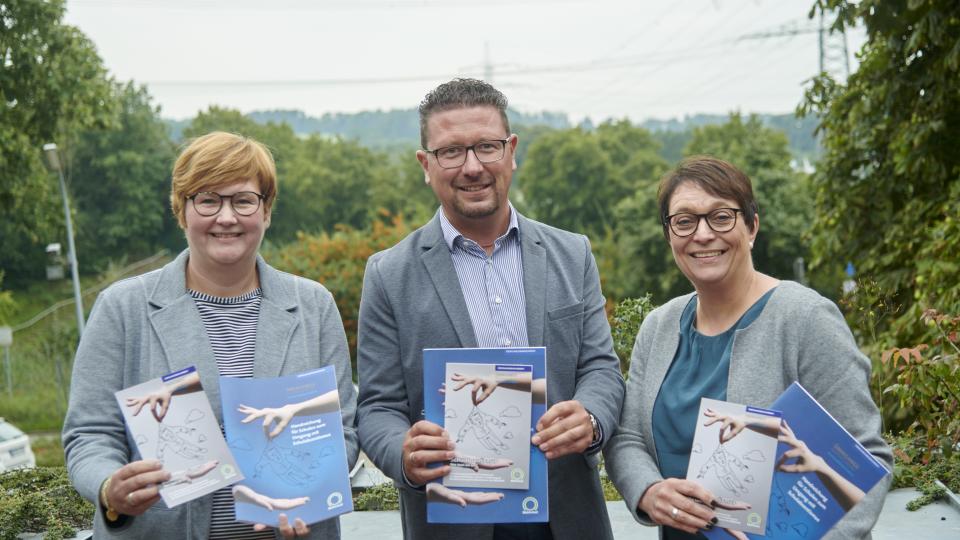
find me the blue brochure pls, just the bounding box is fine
[220,367,353,526]
[704,382,890,540]
[424,347,548,524]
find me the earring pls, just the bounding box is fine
[749,241,754,249]
[424,174,431,185]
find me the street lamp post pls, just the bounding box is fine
[42,143,85,337]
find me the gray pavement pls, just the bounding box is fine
[340,488,960,539]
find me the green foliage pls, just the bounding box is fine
[609,295,656,375]
[685,113,817,288]
[0,272,16,325]
[263,214,414,370]
[520,121,668,241]
[801,0,960,331]
[838,279,907,433]
[881,309,960,461]
[601,474,623,502]
[0,467,93,540]
[71,82,179,272]
[0,0,116,284]
[352,483,400,511]
[607,114,811,304]
[183,107,436,244]
[888,432,960,510]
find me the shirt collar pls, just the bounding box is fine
[438,203,519,252]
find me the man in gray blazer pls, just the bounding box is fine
[356,78,625,540]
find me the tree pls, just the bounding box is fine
[520,120,668,240]
[0,0,115,284]
[802,0,960,337]
[70,82,178,270]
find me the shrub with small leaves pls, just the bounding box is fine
[0,467,93,540]
[352,483,400,511]
[609,295,656,375]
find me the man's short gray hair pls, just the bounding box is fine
[418,78,510,149]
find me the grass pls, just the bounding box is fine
[0,253,170,433]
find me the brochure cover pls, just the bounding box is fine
[424,347,548,524]
[115,365,242,508]
[220,366,353,527]
[687,398,782,536]
[443,362,533,490]
[704,382,891,540]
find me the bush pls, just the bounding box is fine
[264,212,413,373]
[352,483,400,511]
[0,467,92,540]
[881,309,960,462]
[609,295,656,375]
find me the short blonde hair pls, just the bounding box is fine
[170,131,277,229]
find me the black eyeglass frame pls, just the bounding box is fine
[188,191,265,217]
[424,138,511,169]
[663,207,744,237]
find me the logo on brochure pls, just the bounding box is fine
[747,512,762,527]
[327,491,344,510]
[521,497,539,514]
[510,468,525,483]
[220,464,237,479]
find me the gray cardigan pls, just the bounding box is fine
[62,249,359,539]
[604,281,892,539]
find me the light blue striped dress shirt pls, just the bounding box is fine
[437,206,528,348]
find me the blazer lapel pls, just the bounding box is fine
[519,215,547,347]
[147,250,222,415]
[420,217,477,348]
[254,256,299,378]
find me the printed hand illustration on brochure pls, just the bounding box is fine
[237,389,339,440]
[125,369,202,422]
[165,459,219,486]
[232,484,310,511]
[777,421,865,511]
[426,483,504,507]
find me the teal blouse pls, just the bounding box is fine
[652,288,775,539]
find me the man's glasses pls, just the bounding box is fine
[664,207,743,237]
[425,139,509,169]
[189,191,264,217]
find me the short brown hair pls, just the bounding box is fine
[657,155,759,238]
[170,132,277,229]
[418,78,510,149]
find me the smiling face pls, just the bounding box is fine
[184,179,270,272]
[667,181,758,292]
[416,106,518,233]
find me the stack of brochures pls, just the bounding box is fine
[700,383,891,539]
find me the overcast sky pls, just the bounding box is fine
[64,0,865,122]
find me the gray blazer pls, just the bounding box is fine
[356,212,625,540]
[62,249,359,539]
[604,281,892,539]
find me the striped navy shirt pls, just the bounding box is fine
[438,206,528,348]
[190,288,274,540]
